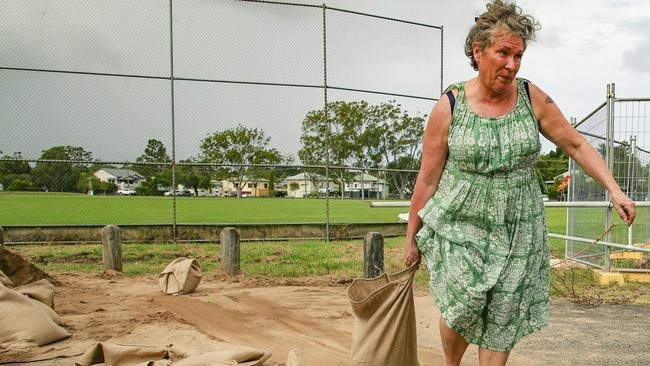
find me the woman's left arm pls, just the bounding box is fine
[528,82,636,225]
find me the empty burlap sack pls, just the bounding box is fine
[0,279,71,349]
[159,257,202,295]
[347,261,420,366]
[0,270,13,287]
[173,347,272,366]
[76,342,273,366]
[75,343,175,366]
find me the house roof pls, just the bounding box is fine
[222,176,269,182]
[353,173,387,184]
[98,168,145,180]
[284,173,332,181]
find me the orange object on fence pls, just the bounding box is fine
[557,175,572,192]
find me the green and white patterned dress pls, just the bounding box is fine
[416,78,549,352]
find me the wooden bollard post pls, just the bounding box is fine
[364,232,384,278]
[0,225,4,246]
[220,227,240,275]
[102,225,122,271]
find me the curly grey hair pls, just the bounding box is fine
[464,0,541,71]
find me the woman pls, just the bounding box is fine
[403,1,636,365]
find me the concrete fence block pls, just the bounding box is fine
[364,232,384,278]
[220,227,240,275]
[102,225,123,272]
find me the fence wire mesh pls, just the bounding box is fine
[568,91,650,272]
[0,0,440,243]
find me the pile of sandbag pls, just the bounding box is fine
[75,342,306,366]
[0,272,71,351]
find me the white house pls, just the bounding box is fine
[282,172,338,198]
[345,173,389,199]
[94,168,145,192]
[221,177,270,197]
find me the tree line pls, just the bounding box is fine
[1,99,602,198]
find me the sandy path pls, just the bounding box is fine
[8,271,648,365]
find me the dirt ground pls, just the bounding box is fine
[5,271,650,366]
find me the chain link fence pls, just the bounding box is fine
[566,84,650,272]
[0,0,442,242]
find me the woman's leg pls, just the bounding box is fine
[439,317,469,366]
[478,347,510,366]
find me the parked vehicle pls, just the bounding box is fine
[117,189,136,196]
[163,189,193,197]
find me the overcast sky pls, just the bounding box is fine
[1,0,650,162]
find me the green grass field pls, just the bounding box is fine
[0,191,570,226]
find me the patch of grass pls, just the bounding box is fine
[550,267,650,305]
[12,237,650,303]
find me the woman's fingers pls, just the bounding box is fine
[612,196,636,225]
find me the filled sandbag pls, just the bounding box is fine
[0,280,71,349]
[347,261,420,366]
[14,278,56,309]
[0,270,13,287]
[159,257,202,295]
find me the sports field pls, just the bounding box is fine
[0,192,567,230]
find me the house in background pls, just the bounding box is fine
[94,168,145,193]
[345,173,389,199]
[221,177,270,197]
[281,172,338,198]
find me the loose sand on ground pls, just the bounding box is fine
[3,271,649,366]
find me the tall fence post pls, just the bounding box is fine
[604,83,616,272]
[102,225,122,271]
[220,227,240,275]
[364,232,384,278]
[0,226,4,246]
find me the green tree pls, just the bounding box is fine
[299,101,372,197]
[77,172,101,194]
[135,178,163,196]
[6,174,37,191]
[0,152,32,190]
[32,146,93,192]
[177,159,201,196]
[365,101,425,199]
[299,100,425,199]
[135,139,171,179]
[201,125,285,197]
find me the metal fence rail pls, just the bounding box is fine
[567,83,650,273]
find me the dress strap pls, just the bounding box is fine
[517,77,538,130]
[446,90,456,115]
[523,80,531,103]
[443,83,463,115]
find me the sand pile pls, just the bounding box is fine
[0,246,54,286]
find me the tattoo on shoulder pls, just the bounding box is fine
[545,95,554,104]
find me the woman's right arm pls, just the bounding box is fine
[403,93,453,266]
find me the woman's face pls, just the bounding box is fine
[473,31,525,93]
